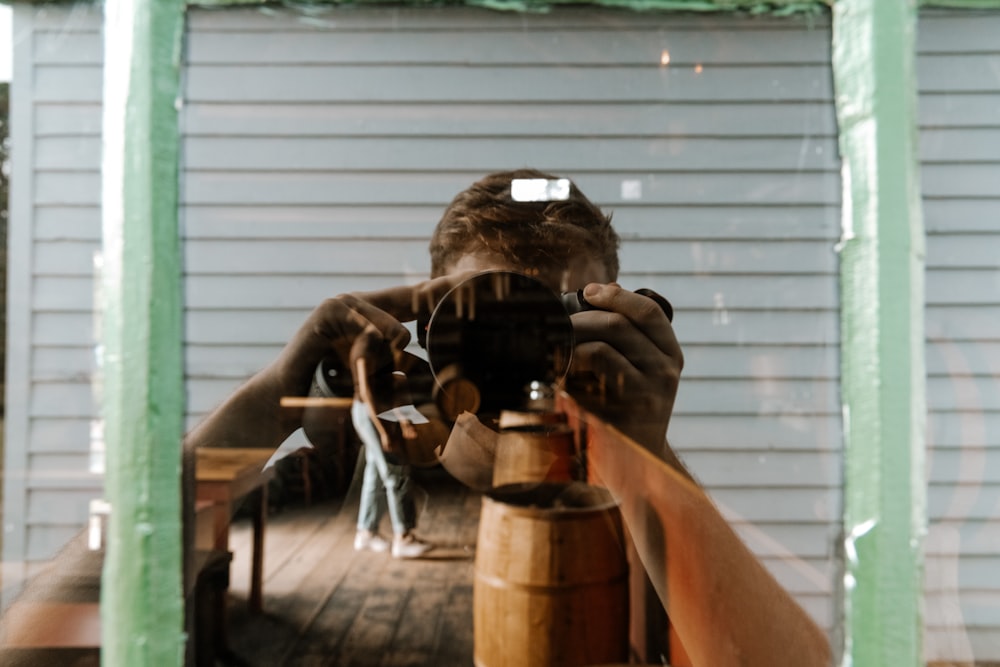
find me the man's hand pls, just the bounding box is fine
[565,282,683,456]
[267,273,475,416]
[184,272,473,451]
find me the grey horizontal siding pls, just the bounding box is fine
[186,64,834,104]
[922,129,1000,162]
[186,26,831,65]
[928,485,999,523]
[920,94,1000,128]
[35,206,101,240]
[182,172,840,206]
[35,173,101,206]
[29,418,93,451]
[922,163,1000,198]
[180,6,841,635]
[3,4,104,575]
[184,102,839,138]
[927,272,1000,305]
[183,137,840,171]
[925,522,1000,559]
[918,54,1000,93]
[35,103,102,136]
[919,9,1000,662]
[924,199,1000,232]
[34,66,103,103]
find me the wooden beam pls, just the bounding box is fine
[100,0,186,664]
[832,0,926,664]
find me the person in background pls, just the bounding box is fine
[349,352,433,559]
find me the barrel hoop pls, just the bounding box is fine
[474,569,628,593]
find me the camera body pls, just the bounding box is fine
[307,270,673,425]
[421,271,672,420]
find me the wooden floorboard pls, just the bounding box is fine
[224,467,481,667]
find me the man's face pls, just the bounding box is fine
[445,252,611,295]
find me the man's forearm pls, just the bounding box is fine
[628,453,830,666]
[183,372,297,451]
[565,398,831,667]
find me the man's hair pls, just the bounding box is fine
[429,169,620,280]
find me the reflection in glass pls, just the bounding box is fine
[1,3,995,666]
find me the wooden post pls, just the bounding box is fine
[100,0,186,664]
[832,0,927,664]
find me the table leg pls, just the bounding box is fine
[211,503,230,552]
[249,486,267,613]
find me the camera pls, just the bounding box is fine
[421,271,672,420]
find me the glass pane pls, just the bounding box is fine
[179,6,840,665]
[918,8,1000,667]
[0,3,879,666]
[0,4,106,665]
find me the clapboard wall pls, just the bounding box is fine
[918,9,1000,663]
[180,5,843,634]
[3,3,105,581]
[5,2,998,659]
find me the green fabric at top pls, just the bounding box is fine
[186,0,831,13]
[178,0,1000,12]
[9,0,999,12]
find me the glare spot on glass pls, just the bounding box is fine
[89,418,105,474]
[659,49,671,66]
[88,499,111,551]
[694,63,703,74]
[713,292,730,326]
[511,178,570,202]
[620,179,642,201]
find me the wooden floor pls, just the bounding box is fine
[224,466,482,667]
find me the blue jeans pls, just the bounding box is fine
[352,401,416,536]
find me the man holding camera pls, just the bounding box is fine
[185,169,831,666]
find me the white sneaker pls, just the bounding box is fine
[391,532,434,559]
[354,530,390,553]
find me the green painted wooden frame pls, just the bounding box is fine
[98,0,1000,665]
[833,2,924,665]
[100,0,186,664]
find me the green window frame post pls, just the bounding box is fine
[100,0,186,664]
[833,0,927,665]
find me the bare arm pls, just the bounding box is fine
[561,394,831,667]
[183,273,471,453]
[566,283,830,665]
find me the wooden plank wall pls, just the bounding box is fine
[918,9,1000,662]
[8,3,998,660]
[180,6,842,636]
[3,4,104,579]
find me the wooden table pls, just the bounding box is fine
[195,447,276,613]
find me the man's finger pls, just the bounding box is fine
[574,283,682,365]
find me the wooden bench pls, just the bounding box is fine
[194,447,276,613]
[0,503,231,666]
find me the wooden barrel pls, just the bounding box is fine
[474,482,629,667]
[491,424,577,487]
